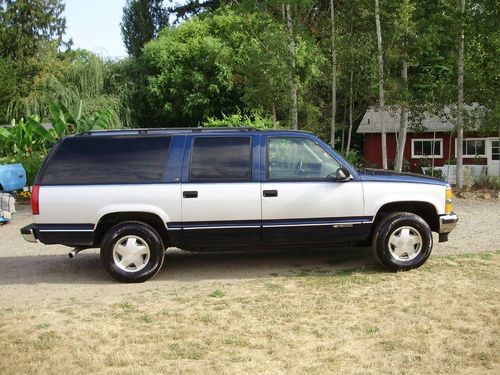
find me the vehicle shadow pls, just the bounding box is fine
[158,245,380,281]
[0,245,381,285]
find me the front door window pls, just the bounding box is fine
[267,137,341,180]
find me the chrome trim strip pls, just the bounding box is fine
[172,221,371,230]
[38,229,94,232]
[183,225,261,230]
[263,221,365,228]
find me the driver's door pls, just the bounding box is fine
[261,136,367,244]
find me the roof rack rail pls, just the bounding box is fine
[76,127,262,136]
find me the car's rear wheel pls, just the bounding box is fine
[100,221,165,283]
[372,212,433,271]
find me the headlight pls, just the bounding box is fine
[445,186,453,215]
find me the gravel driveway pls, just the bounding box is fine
[0,199,498,308]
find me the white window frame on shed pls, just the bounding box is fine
[455,138,487,158]
[411,138,443,159]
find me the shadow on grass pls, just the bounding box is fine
[0,245,380,285]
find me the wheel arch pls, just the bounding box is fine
[372,201,440,235]
[94,211,170,247]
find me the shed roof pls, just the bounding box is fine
[357,104,482,134]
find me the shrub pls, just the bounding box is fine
[203,111,278,129]
[423,167,445,180]
[479,176,500,190]
[338,149,362,167]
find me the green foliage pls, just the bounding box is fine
[338,149,362,167]
[0,0,69,61]
[204,111,278,129]
[0,102,117,157]
[479,176,500,191]
[423,168,445,180]
[0,117,45,155]
[5,50,130,127]
[121,0,169,57]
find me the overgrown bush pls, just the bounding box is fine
[338,149,362,167]
[204,111,278,129]
[479,176,500,190]
[423,167,445,180]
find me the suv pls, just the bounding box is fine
[21,128,458,282]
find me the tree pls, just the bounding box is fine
[168,0,220,23]
[121,0,169,57]
[284,4,298,130]
[393,0,414,172]
[329,0,337,147]
[374,0,388,169]
[0,0,68,61]
[456,0,466,188]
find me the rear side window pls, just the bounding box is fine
[189,137,252,181]
[41,136,172,185]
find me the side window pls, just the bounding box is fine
[267,137,341,180]
[41,136,172,185]
[189,137,252,181]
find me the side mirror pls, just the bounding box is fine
[335,167,351,181]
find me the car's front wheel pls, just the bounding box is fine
[100,221,165,283]
[372,212,433,271]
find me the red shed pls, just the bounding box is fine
[357,106,499,183]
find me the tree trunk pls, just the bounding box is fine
[374,0,387,169]
[395,60,408,172]
[341,95,347,152]
[285,4,298,130]
[272,102,277,128]
[329,0,337,147]
[456,0,466,188]
[346,70,354,157]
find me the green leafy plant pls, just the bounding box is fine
[338,149,362,167]
[30,101,115,144]
[204,111,278,129]
[0,117,45,155]
[423,167,445,180]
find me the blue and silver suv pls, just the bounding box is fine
[21,128,458,282]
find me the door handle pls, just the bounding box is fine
[183,191,198,198]
[263,190,278,197]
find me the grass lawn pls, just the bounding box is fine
[0,252,498,374]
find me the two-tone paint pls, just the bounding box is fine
[22,128,456,249]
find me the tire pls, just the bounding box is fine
[100,221,165,283]
[372,212,433,271]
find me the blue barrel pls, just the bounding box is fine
[0,163,27,192]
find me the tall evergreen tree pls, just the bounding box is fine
[120,0,169,57]
[0,0,68,61]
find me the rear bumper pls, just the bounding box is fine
[439,212,458,234]
[20,224,38,243]
[20,223,95,246]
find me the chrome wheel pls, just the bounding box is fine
[112,235,150,272]
[388,226,423,262]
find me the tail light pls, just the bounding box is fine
[31,184,40,215]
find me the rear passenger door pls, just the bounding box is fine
[179,134,261,247]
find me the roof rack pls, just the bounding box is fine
[76,127,262,136]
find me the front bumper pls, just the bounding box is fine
[20,224,38,243]
[439,212,458,234]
